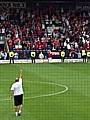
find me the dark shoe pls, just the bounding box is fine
[18,113,21,116]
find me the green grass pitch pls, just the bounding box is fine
[0,63,90,120]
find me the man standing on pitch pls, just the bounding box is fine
[11,69,24,116]
[9,51,15,64]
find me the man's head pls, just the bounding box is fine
[15,77,19,82]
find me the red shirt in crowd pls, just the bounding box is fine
[8,39,13,48]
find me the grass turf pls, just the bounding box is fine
[0,63,90,120]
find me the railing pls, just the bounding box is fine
[0,1,26,8]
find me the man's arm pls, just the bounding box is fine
[10,85,14,99]
[19,69,23,78]
[19,69,23,84]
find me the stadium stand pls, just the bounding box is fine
[0,1,90,60]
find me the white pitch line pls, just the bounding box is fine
[24,81,68,99]
[0,81,68,102]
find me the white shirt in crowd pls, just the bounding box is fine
[75,42,78,48]
[2,28,5,33]
[1,51,7,60]
[67,43,71,50]
[64,41,67,47]
[39,52,44,59]
[11,78,23,96]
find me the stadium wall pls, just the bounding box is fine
[0,59,83,64]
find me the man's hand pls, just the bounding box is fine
[20,69,23,73]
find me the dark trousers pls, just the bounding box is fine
[82,56,86,63]
[10,57,14,64]
[31,57,35,63]
[61,57,65,62]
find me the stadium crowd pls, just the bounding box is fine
[0,5,90,59]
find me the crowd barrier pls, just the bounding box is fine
[0,58,84,64]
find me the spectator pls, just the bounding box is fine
[39,51,44,63]
[0,5,89,59]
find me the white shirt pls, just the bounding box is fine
[64,41,67,47]
[75,42,78,48]
[2,28,5,33]
[11,78,23,96]
[39,52,44,59]
[67,44,71,50]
